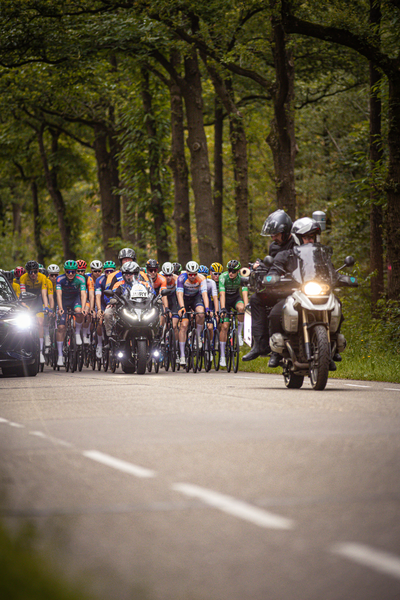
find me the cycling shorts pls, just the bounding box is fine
[182,292,204,317]
[221,292,243,322]
[167,293,179,318]
[58,296,82,325]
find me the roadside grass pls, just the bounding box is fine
[0,521,94,600]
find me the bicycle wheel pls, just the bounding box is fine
[185,335,191,373]
[191,330,200,373]
[110,346,117,373]
[226,332,233,372]
[232,329,240,373]
[103,346,109,371]
[203,329,212,372]
[213,329,220,371]
[169,329,176,372]
[64,334,70,372]
[77,345,84,371]
[69,332,77,372]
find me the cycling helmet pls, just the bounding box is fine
[121,261,140,276]
[186,260,199,274]
[47,264,60,274]
[76,259,87,270]
[25,260,39,272]
[39,267,48,277]
[103,260,116,270]
[261,209,292,243]
[64,260,77,271]
[291,217,321,246]
[161,262,175,276]
[146,259,159,270]
[90,260,103,270]
[14,266,25,278]
[172,262,182,275]
[227,259,241,272]
[198,265,209,275]
[38,263,44,269]
[210,262,223,274]
[118,248,136,263]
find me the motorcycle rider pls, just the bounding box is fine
[243,209,296,361]
[267,217,342,369]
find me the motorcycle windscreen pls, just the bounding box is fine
[292,244,336,284]
[130,283,150,301]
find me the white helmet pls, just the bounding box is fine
[291,217,321,246]
[121,261,140,276]
[186,260,199,274]
[90,260,103,270]
[161,261,174,276]
[47,264,60,274]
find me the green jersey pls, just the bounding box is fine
[218,271,248,295]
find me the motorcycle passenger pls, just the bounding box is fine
[243,209,295,362]
[176,260,210,366]
[55,260,87,367]
[267,217,342,369]
[219,260,249,366]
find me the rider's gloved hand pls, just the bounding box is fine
[220,308,227,315]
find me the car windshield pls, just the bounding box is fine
[0,274,14,302]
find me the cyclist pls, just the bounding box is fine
[199,265,218,341]
[55,260,87,367]
[39,266,55,348]
[160,261,179,337]
[12,266,25,297]
[94,260,116,359]
[219,260,249,367]
[47,264,60,311]
[19,260,50,364]
[176,260,210,366]
[173,262,182,276]
[82,260,103,344]
[146,259,165,295]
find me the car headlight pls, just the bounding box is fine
[304,282,323,296]
[5,313,33,330]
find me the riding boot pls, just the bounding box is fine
[242,337,269,362]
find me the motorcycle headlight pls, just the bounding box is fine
[122,308,138,321]
[5,313,33,330]
[142,308,157,321]
[304,282,323,296]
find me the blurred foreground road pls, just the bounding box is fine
[1,368,400,600]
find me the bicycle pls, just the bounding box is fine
[181,310,200,373]
[201,312,216,372]
[223,310,240,373]
[162,311,176,372]
[62,308,77,372]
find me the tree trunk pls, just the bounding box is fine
[213,99,224,263]
[141,68,170,264]
[386,77,400,301]
[32,180,45,265]
[169,51,192,265]
[182,49,218,264]
[37,126,75,260]
[93,122,121,261]
[267,16,297,220]
[369,0,384,313]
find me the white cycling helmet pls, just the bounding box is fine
[161,261,174,276]
[186,260,199,274]
[47,264,60,274]
[90,260,103,270]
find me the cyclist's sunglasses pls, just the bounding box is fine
[104,269,114,275]
[92,269,102,273]
[188,272,198,277]
[66,270,76,275]
[77,269,86,273]
[28,270,38,274]
[228,269,238,274]
[49,273,58,277]
[211,271,220,275]
[147,268,158,273]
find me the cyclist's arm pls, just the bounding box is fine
[48,291,54,310]
[176,290,185,310]
[56,289,63,313]
[242,289,249,305]
[89,288,95,312]
[219,290,226,310]
[41,285,49,310]
[202,290,209,310]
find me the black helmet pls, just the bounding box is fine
[118,248,136,264]
[121,261,140,276]
[227,259,241,272]
[146,259,159,270]
[291,217,321,245]
[172,262,182,275]
[25,260,39,272]
[261,209,292,243]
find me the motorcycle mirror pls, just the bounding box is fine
[19,291,37,300]
[345,256,355,267]
[263,255,274,267]
[103,289,114,297]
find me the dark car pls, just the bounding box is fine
[0,271,39,377]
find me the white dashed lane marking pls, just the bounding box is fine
[332,543,400,580]
[83,450,156,479]
[172,483,294,530]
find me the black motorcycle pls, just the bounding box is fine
[262,245,358,390]
[104,280,162,374]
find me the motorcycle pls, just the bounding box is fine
[262,244,358,390]
[104,279,162,374]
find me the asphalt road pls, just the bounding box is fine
[1,366,400,600]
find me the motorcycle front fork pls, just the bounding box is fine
[302,309,330,361]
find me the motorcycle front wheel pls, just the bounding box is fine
[137,339,148,374]
[309,325,330,390]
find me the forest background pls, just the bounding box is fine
[0,0,399,362]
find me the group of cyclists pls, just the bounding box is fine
[6,248,249,371]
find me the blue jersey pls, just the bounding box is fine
[95,273,109,309]
[56,274,86,299]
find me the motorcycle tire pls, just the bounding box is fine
[309,325,330,391]
[137,339,148,374]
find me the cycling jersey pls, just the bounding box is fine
[12,279,21,297]
[177,273,207,297]
[149,273,166,295]
[19,272,48,307]
[206,278,218,304]
[219,272,248,295]
[95,273,108,309]
[56,274,86,298]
